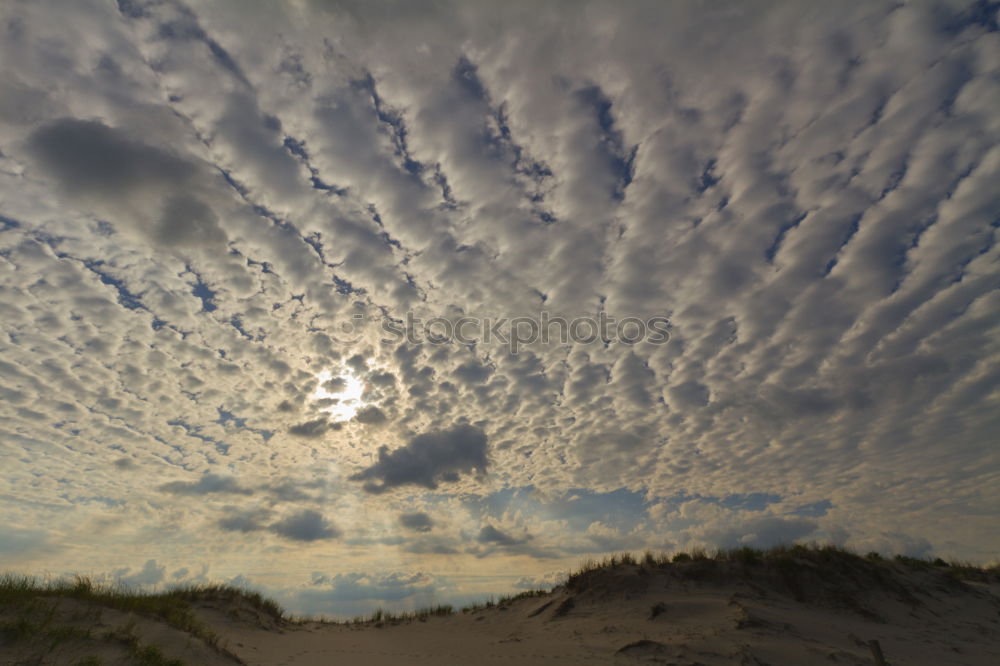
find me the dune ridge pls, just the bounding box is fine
[3,545,999,665]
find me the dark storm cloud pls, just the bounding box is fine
[398,511,434,532]
[350,424,488,493]
[158,473,253,496]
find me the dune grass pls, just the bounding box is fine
[348,603,456,626]
[0,573,221,646]
[102,618,185,666]
[562,543,1000,596]
[459,587,550,614]
[0,573,286,625]
[3,544,995,649]
[0,573,278,663]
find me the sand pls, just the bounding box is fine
[4,556,1000,665]
[205,558,1000,665]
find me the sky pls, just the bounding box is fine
[0,0,998,617]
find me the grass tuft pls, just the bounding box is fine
[0,571,288,663]
[348,603,455,626]
[556,542,997,618]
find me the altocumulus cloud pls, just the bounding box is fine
[0,0,998,617]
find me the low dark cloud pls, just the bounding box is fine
[476,524,522,546]
[269,509,340,541]
[513,572,566,590]
[402,538,459,555]
[451,361,492,384]
[856,532,935,559]
[264,478,323,502]
[354,405,387,425]
[116,559,165,587]
[113,457,138,470]
[306,571,434,602]
[367,371,396,388]
[468,524,557,559]
[350,424,488,493]
[398,511,434,532]
[288,417,330,438]
[25,117,228,249]
[705,516,820,549]
[322,377,347,392]
[154,193,226,247]
[218,508,268,534]
[26,118,190,197]
[158,473,252,496]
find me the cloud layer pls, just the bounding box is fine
[1,0,998,616]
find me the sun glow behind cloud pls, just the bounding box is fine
[312,369,366,422]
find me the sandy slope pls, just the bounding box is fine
[204,560,1000,666]
[4,557,999,665]
[0,595,239,665]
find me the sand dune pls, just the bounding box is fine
[208,555,1000,666]
[4,549,1000,665]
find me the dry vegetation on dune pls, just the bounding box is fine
[568,543,1000,590]
[0,573,272,665]
[563,544,1000,619]
[2,545,998,664]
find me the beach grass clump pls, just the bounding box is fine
[104,619,184,666]
[0,573,287,633]
[559,542,997,608]
[170,582,285,622]
[350,603,455,626]
[0,571,291,663]
[460,587,550,614]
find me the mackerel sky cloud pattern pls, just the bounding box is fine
[0,0,998,616]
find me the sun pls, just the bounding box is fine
[311,368,366,421]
